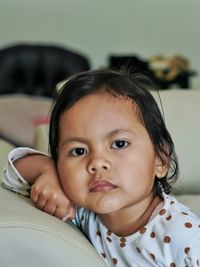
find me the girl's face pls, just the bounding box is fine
[57,92,166,217]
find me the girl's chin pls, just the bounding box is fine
[88,201,120,215]
[77,192,122,214]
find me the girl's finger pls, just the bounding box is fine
[42,201,57,215]
[61,205,76,221]
[35,194,47,210]
[54,206,71,220]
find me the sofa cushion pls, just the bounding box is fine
[0,139,15,174]
[0,94,52,147]
[0,185,106,267]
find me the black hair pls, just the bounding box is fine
[49,69,179,196]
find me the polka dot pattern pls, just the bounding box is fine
[159,209,166,215]
[150,253,155,261]
[107,230,112,236]
[112,258,118,265]
[101,252,106,258]
[96,230,101,237]
[139,227,146,234]
[150,231,156,238]
[164,236,171,243]
[185,222,192,228]
[120,237,126,248]
[166,215,172,221]
[184,247,190,254]
[106,236,112,243]
[136,247,141,254]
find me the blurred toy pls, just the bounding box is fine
[149,54,195,89]
[108,54,196,89]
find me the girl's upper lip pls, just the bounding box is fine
[89,180,117,192]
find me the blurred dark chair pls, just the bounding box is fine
[0,43,90,98]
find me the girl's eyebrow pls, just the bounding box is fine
[60,137,88,148]
[107,129,136,138]
[61,129,136,147]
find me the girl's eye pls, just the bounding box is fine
[69,147,87,156]
[111,140,129,149]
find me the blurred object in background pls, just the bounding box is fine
[108,54,197,89]
[0,43,90,98]
[149,54,196,89]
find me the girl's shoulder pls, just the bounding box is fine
[151,193,200,249]
[162,193,200,224]
[136,193,200,264]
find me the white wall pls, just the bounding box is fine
[0,0,199,88]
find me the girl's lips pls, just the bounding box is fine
[89,180,117,192]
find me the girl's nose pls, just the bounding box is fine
[87,157,111,174]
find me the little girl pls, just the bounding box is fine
[2,69,200,266]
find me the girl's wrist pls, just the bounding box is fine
[15,154,54,185]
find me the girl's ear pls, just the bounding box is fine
[155,156,169,178]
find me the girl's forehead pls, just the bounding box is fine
[60,92,143,126]
[67,91,137,110]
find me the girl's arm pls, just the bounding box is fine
[14,153,54,185]
[2,148,75,221]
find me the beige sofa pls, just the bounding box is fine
[0,89,200,266]
[0,138,106,267]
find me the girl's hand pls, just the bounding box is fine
[30,161,76,221]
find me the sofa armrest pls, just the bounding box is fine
[0,185,106,267]
[0,139,15,174]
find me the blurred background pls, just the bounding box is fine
[0,0,199,147]
[0,0,199,87]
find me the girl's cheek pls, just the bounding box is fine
[59,174,70,193]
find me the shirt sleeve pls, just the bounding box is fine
[1,147,47,197]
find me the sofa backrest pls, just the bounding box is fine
[152,89,200,194]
